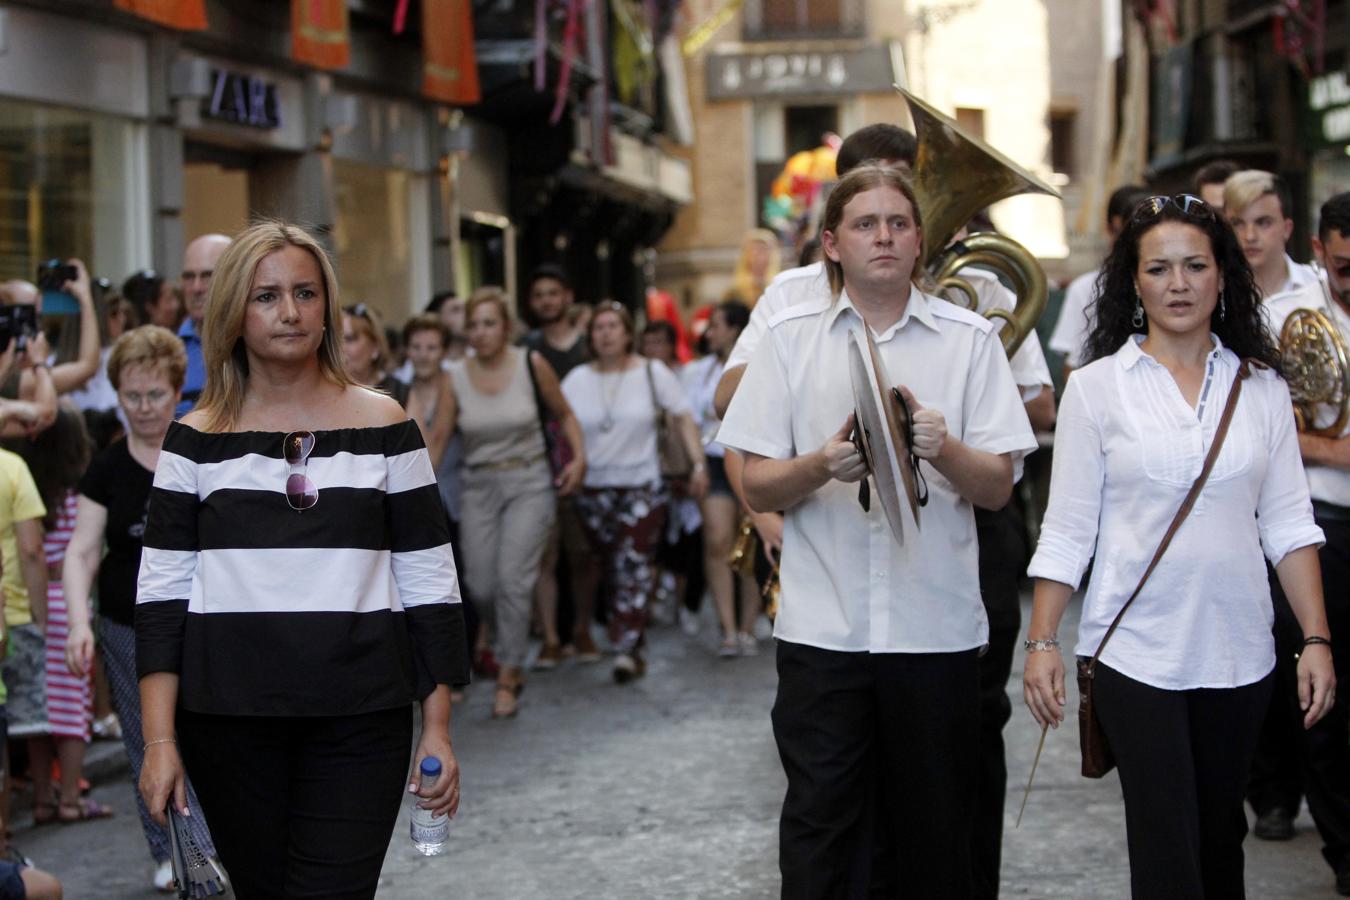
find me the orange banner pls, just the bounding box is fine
[422,0,481,106]
[291,0,350,71]
[113,0,207,30]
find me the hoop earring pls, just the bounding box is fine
[1132,297,1145,329]
[1218,290,1226,322]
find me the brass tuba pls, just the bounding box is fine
[900,88,1060,357]
[1280,303,1350,436]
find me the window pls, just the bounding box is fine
[1050,109,1077,178]
[0,99,148,286]
[745,0,862,39]
[754,103,839,239]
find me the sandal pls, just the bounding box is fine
[57,799,114,823]
[31,802,57,826]
[491,685,519,719]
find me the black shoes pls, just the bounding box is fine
[1253,807,1296,841]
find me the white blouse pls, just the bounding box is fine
[561,359,691,488]
[1028,335,1324,690]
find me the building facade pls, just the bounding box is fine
[658,0,1111,312]
[0,0,690,325]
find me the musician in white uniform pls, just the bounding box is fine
[1259,191,1350,894]
[719,165,1035,899]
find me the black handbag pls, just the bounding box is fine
[1079,359,1253,778]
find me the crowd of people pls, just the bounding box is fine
[0,212,783,895]
[0,117,1343,900]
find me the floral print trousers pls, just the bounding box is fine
[575,483,669,654]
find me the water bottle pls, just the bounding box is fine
[409,757,449,856]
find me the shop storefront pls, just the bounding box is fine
[0,5,151,286]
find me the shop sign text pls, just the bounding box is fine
[1309,71,1350,145]
[707,45,896,99]
[203,69,282,130]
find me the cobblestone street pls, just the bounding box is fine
[10,595,1341,898]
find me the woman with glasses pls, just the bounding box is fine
[62,326,221,892]
[448,287,584,717]
[1023,194,1335,898]
[561,302,707,683]
[134,222,469,899]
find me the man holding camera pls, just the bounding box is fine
[177,233,232,417]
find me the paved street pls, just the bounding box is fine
[8,595,1342,898]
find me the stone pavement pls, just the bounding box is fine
[6,595,1341,898]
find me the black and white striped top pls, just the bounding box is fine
[135,419,469,717]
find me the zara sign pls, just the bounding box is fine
[202,68,282,130]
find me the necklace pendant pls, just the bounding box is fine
[601,416,614,432]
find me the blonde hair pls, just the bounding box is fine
[107,325,188,391]
[194,221,352,432]
[343,304,392,373]
[1224,170,1286,219]
[820,165,926,299]
[729,228,781,307]
[465,285,513,330]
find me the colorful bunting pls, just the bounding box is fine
[423,0,482,106]
[113,0,207,31]
[291,0,350,71]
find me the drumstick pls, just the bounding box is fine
[1016,721,1050,828]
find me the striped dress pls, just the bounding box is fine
[45,490,92,741]
[135,420,468,715]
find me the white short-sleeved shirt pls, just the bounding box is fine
[1263,255,1320,309]
[1265,274,1350,506]
[562,359,691,488]
[1049,268,1099,369]
[726,263,829,370]
[718,286,1037,654]
[1027,335,1324,690]
[953,267,1053,400]
[727,261,1053,401]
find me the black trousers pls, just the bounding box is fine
[177,705,414,900]
[1094,663,1273,900]
[773,640,980,900]
[1263,513,1350,871]
[972,504,1027,900]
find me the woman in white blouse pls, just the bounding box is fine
[1023,194,1335,898]
[561,303,707,683]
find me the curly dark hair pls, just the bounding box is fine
[1083,198,1281,370]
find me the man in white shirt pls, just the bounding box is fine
[1225,170,1320,307]
[1254,192,1350,890]
[719,165,1036,898]
[1047,184,1151,375]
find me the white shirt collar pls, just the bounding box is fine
[828,284,939,340]
[1117,332,1226,370]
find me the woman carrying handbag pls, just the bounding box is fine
[1023,194,1335,899]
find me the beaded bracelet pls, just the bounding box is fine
[1023,636,1061,652]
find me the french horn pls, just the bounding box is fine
[1280,304,1350,437]
[900,88,1060,357]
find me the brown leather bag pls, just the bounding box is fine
[645,361,694,479]
[1078,359,1253,778]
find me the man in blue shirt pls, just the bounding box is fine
[176,233,231,417]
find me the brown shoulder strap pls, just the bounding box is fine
[1088,358,1255,671]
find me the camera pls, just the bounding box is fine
[35,259,81,315]
[0,305,38,352]
[36,260,77,292]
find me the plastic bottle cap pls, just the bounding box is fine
[420,757,442,777]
